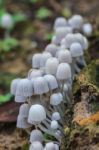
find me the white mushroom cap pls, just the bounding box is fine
[19,103,30,118]
[56,63,71,80]
[68,15,83,29]
[82,23,92,36]
[32,53,42,69]
[33,77,49,94]
[45,44,59,57]
[52,112,61,121]
[16,78,33,97]
[28,69,43,79]
[55,27,72,43]
[44,74,58,90]
[45,57,59,75]
[15,95,27,103]
[28,104,46,124]
[30,129,43,143]
[74,33,85,49]
[10,78,21,95]
[29,142,43,150]
[54,144,59,150]
[65,33,75,48]
[57,49,72,63]
[17,115,32,129]
[40,52,52,67]
[1,13,13,29]
[54,17,67,30]
[45,142,55,150]
[54,130,62,139]
[70,42,83,57]
[50,93,63,105]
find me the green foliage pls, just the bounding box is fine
[44,32,53,41]
[36,7,52,19]
[0,93,12,105]
[12,13,26,24]
[0,38,19,52]
[44,133,56,141]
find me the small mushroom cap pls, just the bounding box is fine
[1,13,13,29]
[30,129,43,143]
[16,78,33,97]
[52,112,61,121]
[65,33,75,48]
[17,115,32,129]
[28,69,43,79]
[50,93,63,105]
[57,49,72,63]
[44,74,58,90]
[45,44,58,57]
[45,57,59,75]
[82,23,92,36]
[33,77,49,94]
[19,103,30,118]
[10,78,21,95]
[32,53,42,69]
[40,52,52,67]
[74,33,85,49]
[28,104,46,124]
[54,17,67,29]
[55,27,72,43]
[29,142,43,150]
[15,95,27,103]
[68,15,83,29]
[54,130,62,139]
[56,63,71,80]
[45,142,55,150]
[51,36,59,45]
[70,42,83,57]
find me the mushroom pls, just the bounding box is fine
[54,17,67,30]
[52,112,61,121]
[45,57,59,76]
[28,104,46,126]
[45,142,56,150]
[82,23,92,37]
[29,141,43,150]
[18,103,30,118]
[51,120,59,130]
[32,53,42,69]
[45,44,59,57]
[16,78,33,97]
[10,78,21,95]
[15,95,27,103]
[30,129,43,143]
[40,52,52,68]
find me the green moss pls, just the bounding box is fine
[21,144,29,150]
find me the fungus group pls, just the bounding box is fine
[11,14,92,149]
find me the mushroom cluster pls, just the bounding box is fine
[11,14,92,150]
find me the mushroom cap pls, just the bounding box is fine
[29,142,43,150]
[28,69,43,79]
[28,104,46,124]
[44,74,58,90]
[52,112,61,121]
[57,49,72,63]
[45,44,59,57]
[1,13,13,29]
[54,17,67,29]
[83,36,89,50]
[16,78,33,97]
[30,129,43,143]
[56,63,71,80]
[10,78,21,95]
[45,57,59,75]
[17,115,32,129]
[70,42,83,57]
[55,27,72,43]
[51,36,59,45]
[74,33,85,49]
[50,93,63,105]
[45,142,55,150]
[65,33,75,48]
[15,95,27,103]
[40,52,52,67]
[68,15,83,29]
[82,23,92,36]
[19,103,30,118]
[33,77,49,94]
[32,53,42,69]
